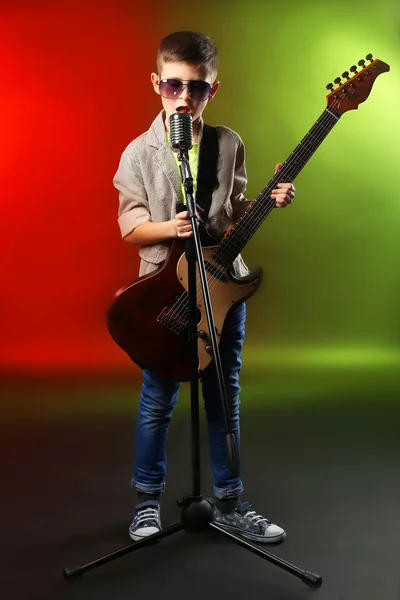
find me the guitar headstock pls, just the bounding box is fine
[326,54,390,116]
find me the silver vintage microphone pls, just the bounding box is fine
[169,112,194,214]
[169,112,193,152]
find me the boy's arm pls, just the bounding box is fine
[114,148,197,246]
[125,208,204,244]
[123,220,176,245]
[114,148,153,241]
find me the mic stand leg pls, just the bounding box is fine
[62,150,322,590]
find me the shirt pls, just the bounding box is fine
[166,131,199,203]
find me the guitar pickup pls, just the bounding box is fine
[204,261,225,281]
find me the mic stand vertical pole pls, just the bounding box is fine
[177,148,240,482]
[176,158,201,499]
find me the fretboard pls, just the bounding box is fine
[212,108,340,268]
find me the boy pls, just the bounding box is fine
[113,31,294,544]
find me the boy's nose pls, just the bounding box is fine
[178,84,190,100]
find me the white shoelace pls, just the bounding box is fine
[242,510,271,526]
[136,508,159,525]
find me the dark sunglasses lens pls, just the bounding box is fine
[188,80,212,101]
[159,79,183,98]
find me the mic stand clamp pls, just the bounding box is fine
[62,147,322,591]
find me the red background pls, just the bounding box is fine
[1,0,165,374]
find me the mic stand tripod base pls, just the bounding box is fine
[177,496,214,532]
[63,507,322,588]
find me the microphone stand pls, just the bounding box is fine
[62,146,322,590]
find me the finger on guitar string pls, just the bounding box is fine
[271,182,295,207]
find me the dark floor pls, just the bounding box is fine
[1,377,400,600]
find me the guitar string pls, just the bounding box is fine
[163,92,346,329]
[164,97,342,330]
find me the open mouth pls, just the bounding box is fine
[176,106,191,114]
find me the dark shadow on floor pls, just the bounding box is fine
[1,378,399,600]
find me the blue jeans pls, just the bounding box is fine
[132,302,246,500]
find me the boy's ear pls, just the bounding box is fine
[209,80,220,100]
[151,73,160,95]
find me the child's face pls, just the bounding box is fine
[151,61,219,131]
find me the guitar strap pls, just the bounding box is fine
[195,123,220,223]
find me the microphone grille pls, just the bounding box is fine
[169,112,193,151]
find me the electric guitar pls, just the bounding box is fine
[107,55,389,381]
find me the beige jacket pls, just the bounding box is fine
[113,111,249,276]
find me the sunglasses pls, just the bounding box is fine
[157,78,213,102]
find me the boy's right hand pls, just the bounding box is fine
[175,210,193,238]
[174,205,204,238]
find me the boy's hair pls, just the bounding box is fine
[157,31,218,76]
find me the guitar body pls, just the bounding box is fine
[107,239,263,381]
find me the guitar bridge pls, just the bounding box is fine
[157,307,188,336]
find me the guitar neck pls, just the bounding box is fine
[212,107,341,267]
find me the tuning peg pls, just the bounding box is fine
[350,65,358,73]
[334,77,342,85]
[342,71,350,80]
[366,53,373,62]
[358,59,365,67]
[326,82,334,91]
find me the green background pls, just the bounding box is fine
[167,0,400,374]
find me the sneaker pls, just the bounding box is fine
[129,499,161,541]
[212,500,286,543]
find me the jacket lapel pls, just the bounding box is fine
[147,111,180,204]
[147,111,204,208]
